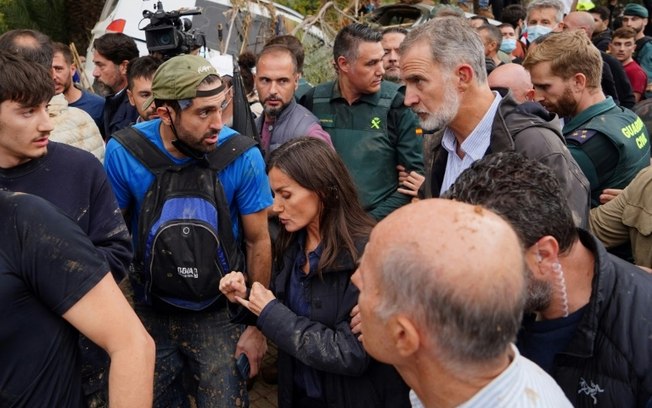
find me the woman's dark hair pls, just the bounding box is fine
[267,137,375,272]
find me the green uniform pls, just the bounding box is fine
[295,77,313,101]
[563,97,650,207]
[302,80,423,220]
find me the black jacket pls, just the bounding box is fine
[592,29,612,52]
[540,231,652,407]
[423,90,590,227]
[102,89,139,140]
[255,236,410,408]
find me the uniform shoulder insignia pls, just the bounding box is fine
[565,129,599,145]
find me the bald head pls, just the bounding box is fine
[357,199,525,366]
[373,199,524,301]
[488,63,535,103]
[563,11,596,37]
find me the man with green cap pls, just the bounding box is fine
[104,54,272,407]
[622,2,652,96]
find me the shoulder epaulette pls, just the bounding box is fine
[566,129,599,145]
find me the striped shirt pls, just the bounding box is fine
[439,92,502,196]
[409,345,572,407]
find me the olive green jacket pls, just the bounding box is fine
[590,166,652,268]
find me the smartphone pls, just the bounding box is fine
[236,353,250,379]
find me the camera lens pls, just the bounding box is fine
[159,32,174,45]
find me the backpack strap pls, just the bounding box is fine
[307,82,333,118]
[635,36,652,60]
[112,127,174,172]
[208,133,258,172]
[113,127,258,173]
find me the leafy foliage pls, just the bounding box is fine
[0,0,104,52]
[277,0,322,16]
[0,0,68,41]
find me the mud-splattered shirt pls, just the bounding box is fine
[0,191,108,407]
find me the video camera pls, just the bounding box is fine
[141,1,206,59]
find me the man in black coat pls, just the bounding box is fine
[447,152,652,407]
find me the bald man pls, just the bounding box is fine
[488,63,535,103]
[352,199,571,408]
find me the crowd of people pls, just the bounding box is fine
[1,0,652,407]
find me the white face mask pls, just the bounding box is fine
[526,25,553,42]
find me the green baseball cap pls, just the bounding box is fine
[143,54,223,111]
[623,3,649,18]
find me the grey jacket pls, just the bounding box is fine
[255,98,331,155]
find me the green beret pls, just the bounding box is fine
[623,3,649,18]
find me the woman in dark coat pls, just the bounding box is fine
[220,137,409,408]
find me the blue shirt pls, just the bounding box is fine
[440,92,502,195]
[287,234,324,399]
[104,119,272,241]
[70,90,105,131]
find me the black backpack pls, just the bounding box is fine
[113,127,257,311]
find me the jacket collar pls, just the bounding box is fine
[332,80,383,106]
[563,97,616,134]
[559,229,614,358]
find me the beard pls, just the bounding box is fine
[547,86,578,118]
[263,98,290,118]
[57,79,72,94]
[174,113,219,154]
[179,131,218,153]
[383,72,401,83]
[524,268,553,313]
[383,65,401,83]
[415,79,460,131]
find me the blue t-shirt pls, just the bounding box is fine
[70,90,105,131]
[104,119,272,241]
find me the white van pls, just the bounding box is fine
[83,0,325,80]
